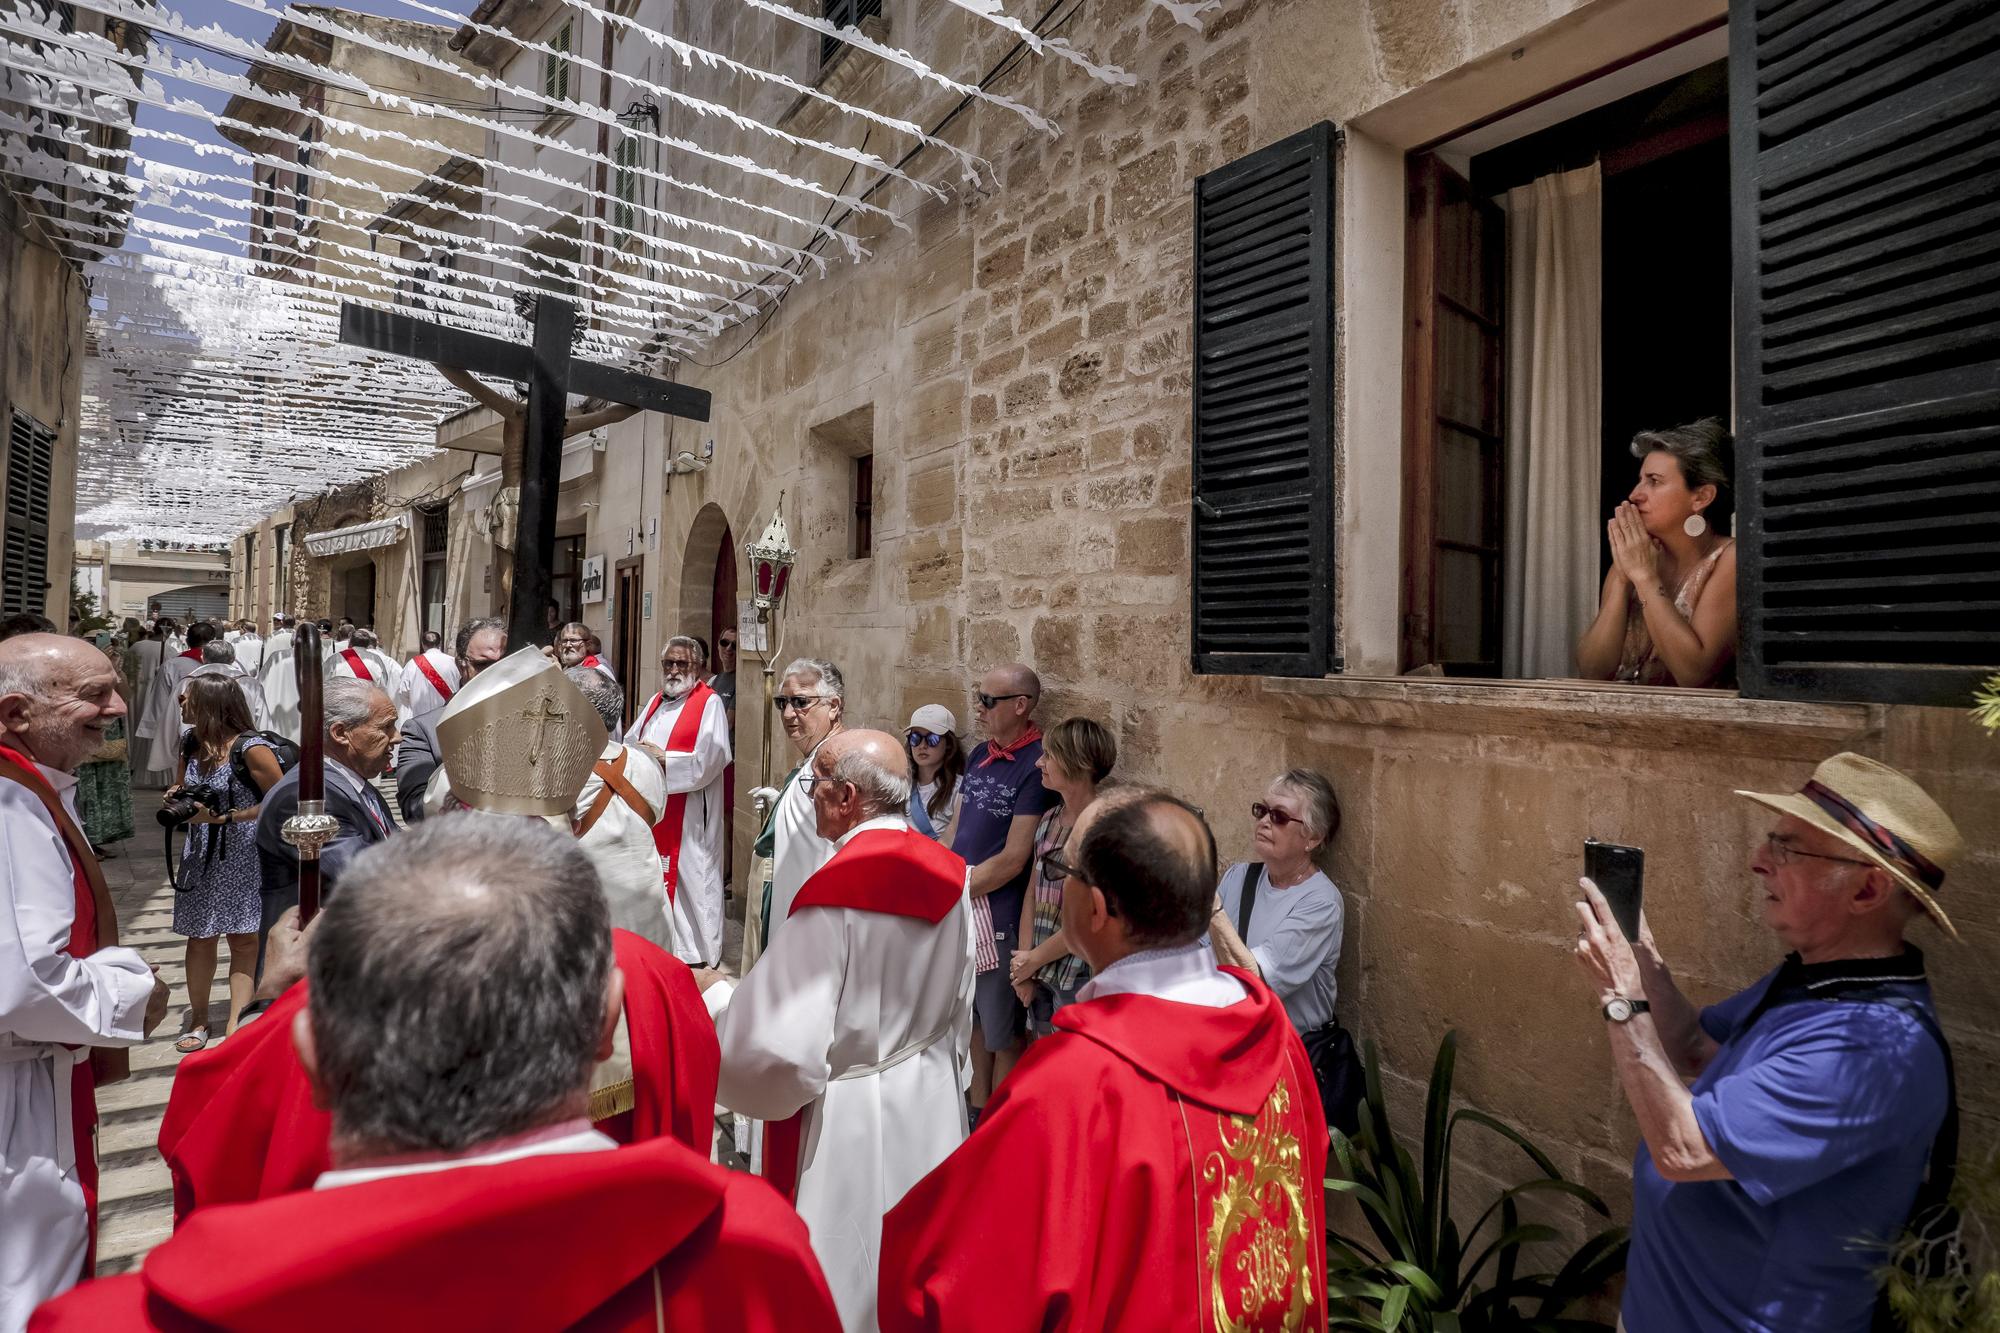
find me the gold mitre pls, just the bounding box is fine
[436,646,606,817]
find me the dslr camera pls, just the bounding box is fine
[158,781,231,829]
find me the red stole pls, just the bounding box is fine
[0,743,121,1275]
[763,829,967,1201]
[639,683,714,904]
[177,648,201,661]
[581,654,604,670]
[411,652,453,703]
[159,931,716,1222]
[879,970,1329,1333]
[337,647,374,682]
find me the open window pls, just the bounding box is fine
[1401,52,1731,682]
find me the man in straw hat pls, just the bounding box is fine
[1572,752,1964,1333]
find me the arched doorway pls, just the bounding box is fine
[677,504,738,882]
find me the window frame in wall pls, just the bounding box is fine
[274,523,291,614]
[2,408,56,618]
[419,504,450,641]
[612,133,639,235]
[542,19,574,109]
[1195,7,1996,708]
[851,453,874,560]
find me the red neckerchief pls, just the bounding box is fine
[178,648,203,661]
[581,655,602,669]
[977,723,1042,768]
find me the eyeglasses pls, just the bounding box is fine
[1039,847,1084,883]
[1764,833,1875,870]
[1251,802,1305,829]
[797,772,852,794]
[975,692,1031,709]
[907,729,947,747]
[774,695,828,714]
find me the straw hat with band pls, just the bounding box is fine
[1736,752,1964,941]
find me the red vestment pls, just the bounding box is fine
[158,930,719,1222]
[30,1137,840,1331]
[880,968,1329,1333]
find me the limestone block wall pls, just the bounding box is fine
[633,0,2000,1216]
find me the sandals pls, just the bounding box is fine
[174,1023,211,1054]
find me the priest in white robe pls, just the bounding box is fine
[632,637,730,967]
[134,620,218,778]
[188,654,270,731]
[127,629,170,786]
[565,668,673,953]
[256,617,302,741]
[230,621,267,675]
[708,729,972,1332]
[330,629,401,703]
[398,639,460,728]
[0,635,168,1328]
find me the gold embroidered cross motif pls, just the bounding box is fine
[1202,1077,1315,1332]
[520,695,567,767]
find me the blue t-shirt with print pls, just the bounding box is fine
[949,738,1054,938]
[1622,960,1948,1333]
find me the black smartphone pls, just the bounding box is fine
[1584,839,1645,943]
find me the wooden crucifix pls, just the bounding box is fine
[338,295,711,649]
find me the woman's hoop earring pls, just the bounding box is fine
[1683,512,1708,538]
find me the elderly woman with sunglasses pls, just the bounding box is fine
[1206,768,1346,1039]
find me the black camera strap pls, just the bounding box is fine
[1237,863,1264,938]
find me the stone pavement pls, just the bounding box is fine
[93,782,202,1276]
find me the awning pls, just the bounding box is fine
[303,513,409,557]
[460,432,604,501]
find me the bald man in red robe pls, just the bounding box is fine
[34,817,835,1331]
[879,791,1328,1332]
[157,914,719,1221]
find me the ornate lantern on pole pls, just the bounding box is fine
[742,494,797,969]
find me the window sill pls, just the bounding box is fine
[1255,674,1882,757]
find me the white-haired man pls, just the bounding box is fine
[709,729,972,1331]
[0,634,170,1325]
[754,657,847,937]
[632,635,731,967]
[1574,753,1964,1333]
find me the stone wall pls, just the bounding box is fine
[633,0,1999,1215]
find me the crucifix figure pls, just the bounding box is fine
[338,295,712,648]
[520,694,567,768]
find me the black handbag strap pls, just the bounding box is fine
[1237,863,1264,938]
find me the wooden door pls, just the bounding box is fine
[614,557,643,721]
[1401,153,1506,675]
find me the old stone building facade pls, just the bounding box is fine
[230,0,1998,1222]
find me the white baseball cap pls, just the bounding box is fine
[907,704,958,738]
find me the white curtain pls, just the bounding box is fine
[1502,162,1602,680]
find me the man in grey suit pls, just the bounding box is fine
[394,617,507,823]
[255,677,403,944]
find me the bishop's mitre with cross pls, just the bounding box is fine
[428,646,607,817]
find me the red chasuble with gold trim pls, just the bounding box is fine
[880,968,1328,1333]
[31,1138,841,1332]
[158,931,719,1223]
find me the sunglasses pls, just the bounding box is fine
[1251,802,1306,828]
[1039,847,1084,883]
[774,695,828,714]
[975,692,1030,709]
[719,638,737,649]
[907,729,947,747]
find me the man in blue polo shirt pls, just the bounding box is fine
[951,663,1054,1124]
[1573,752,1962,1333]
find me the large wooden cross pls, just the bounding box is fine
[338,295,711,648]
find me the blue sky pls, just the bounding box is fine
[130,0,476,258]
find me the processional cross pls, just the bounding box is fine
[337,295,712,648]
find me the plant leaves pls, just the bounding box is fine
[1380,1284,1410,1330]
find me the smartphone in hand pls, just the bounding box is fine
[1584,839,1645,943]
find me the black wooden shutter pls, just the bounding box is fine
[1731,0,2000,706]
[1190,122,1338,678]
[2,409,55,617]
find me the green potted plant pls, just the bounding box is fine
[1325,1032,1627,1331]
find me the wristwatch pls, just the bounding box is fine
[1602,996,1651,1023]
